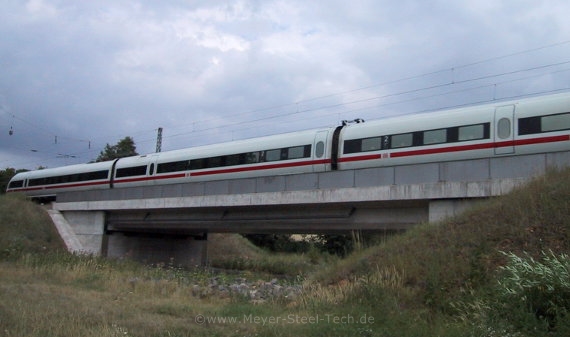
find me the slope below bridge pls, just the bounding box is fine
[47,151,570,266]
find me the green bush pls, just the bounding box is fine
[496,251,570,329]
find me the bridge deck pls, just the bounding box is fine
[52,151,570,233]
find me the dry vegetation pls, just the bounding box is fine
[2,168,570,336]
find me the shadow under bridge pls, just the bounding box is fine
[104,200,429,235]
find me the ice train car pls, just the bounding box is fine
[7,91,570,200]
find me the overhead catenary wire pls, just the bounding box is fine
[142,58,570,148]
[4,39,570,169]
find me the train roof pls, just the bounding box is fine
[10,160,114,181]
[342,91,570,132]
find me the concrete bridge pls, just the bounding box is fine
[47,150,570,266]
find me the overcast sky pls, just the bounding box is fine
[2,0,570,170]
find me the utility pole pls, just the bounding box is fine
[155,127,163,153]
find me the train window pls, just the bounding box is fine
[190,151,262,170]
[518,116,541,135]
[391,133,413,148]
[265,149,281,162]
[542,112,570,132]
[190,158,205,170]
[343,139,362,154]
[116,165,147,178]
[286,145,311,159]
[149,164,154,175]
[458,124,485,141]
[288,146,306,159]
[208,156,222,168]
[28,170,108,187]
[343,123,490,155]
[362,137,382,152]
[188,145,311,170]
[28,178,42,186]
[88,170,109,180]
[8,180,24,189]
[244,152,260,164]
[158,160,190,173]
[382,135,390,149]
[316,141,325,158]
[225,154,240,166]
[424,129,447,145]
[497,118,511,139]
[518,112,570,135]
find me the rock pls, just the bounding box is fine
[187,276,301,303]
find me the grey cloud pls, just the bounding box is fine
[1,0,570,169]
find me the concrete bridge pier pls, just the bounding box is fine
[104,232,208,267]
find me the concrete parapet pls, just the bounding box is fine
[53,178,529,212]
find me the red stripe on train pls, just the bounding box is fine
[339,134,570,162]
[190,159,330,176]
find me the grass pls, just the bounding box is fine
[207,233,328,276]
[2,167,570,336]
[0,193,65,258]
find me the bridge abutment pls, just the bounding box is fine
[62,211,106,254]
[428,199,484,223]
[48,208,209,266]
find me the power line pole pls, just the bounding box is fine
[155,127,163,153]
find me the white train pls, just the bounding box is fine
[7,91,570,200]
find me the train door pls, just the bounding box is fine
[494,105,515,155]
[313,130,329,172]
[148,154,159,184]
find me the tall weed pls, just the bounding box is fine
[496,251,570,326]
